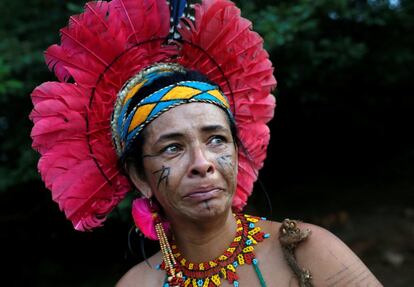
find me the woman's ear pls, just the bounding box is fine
[127,164,153,198]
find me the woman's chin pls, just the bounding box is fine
[183,197,232,220]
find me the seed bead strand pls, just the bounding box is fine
[156,222,184,287]
[161,214,270,287]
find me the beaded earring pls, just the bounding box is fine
[131,197,183,286]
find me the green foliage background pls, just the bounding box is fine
[1,0,413,286]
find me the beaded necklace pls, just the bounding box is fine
[160,214,269,287]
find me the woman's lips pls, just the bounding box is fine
[184,188,224,201]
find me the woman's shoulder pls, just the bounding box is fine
[258,217,363,260]
[293,221,382,285]
[259,218,382,286]
[116,251,165,287]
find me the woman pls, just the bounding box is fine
[30,0,382,286]
[114,68,382,287]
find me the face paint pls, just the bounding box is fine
[135,103,238,221]
[153,165,171,189]
[217,154,233,170]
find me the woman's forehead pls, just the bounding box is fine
[144,103,230,141]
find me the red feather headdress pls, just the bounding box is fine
[30,0,276,231]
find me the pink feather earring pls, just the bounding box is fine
[131,197,171,240]
[132,197,182,285]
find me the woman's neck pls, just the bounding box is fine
[169,209,237,263]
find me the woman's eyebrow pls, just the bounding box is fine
[155,132,184,144]
[200,124,228,133]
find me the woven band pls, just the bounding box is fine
[111,63,232,156]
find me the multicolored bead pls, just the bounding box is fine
[161,214,269,286]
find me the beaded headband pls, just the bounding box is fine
[112,63,233,156]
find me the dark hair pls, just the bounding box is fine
[119,69,240,176]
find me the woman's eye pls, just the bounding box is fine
[162,144,181,155]
[209,135,226,146]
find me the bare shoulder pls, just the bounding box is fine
[116,251,165,287]
[294,222,383,286]
[257,218,282,239]
[254,219,283,254]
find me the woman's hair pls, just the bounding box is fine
[119,69,239,176]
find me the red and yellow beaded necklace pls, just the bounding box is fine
[160,213,269,287]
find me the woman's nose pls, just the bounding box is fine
[188,145,214,177]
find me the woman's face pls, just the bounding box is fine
[131,103,238,223]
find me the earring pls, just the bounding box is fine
[131,197,168,240]
[131,197,183,286]
[154,211,183,287]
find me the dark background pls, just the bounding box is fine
[1,0,413,286]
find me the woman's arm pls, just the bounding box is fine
[296,223,382,287]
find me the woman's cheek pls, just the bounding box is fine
[215,152,238,188]
[216,154,234,172]
[151,165,171,190]
[151,162,183,198]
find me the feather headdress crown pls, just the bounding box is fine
[30,0,276,231]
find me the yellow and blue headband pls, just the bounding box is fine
[111,63,233,156]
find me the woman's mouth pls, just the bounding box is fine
[184,187,224,202]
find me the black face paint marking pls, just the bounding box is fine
[152,165,170,189]
[217,154,233,170]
